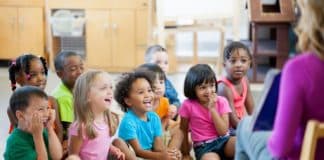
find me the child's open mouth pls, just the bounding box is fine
[104,98,112,104]
[143,100,152,108]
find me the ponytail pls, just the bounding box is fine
[39,56,48,76]
[8,60,17,91]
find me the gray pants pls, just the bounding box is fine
[235,116,275,160]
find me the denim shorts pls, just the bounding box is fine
[193,135,230,160]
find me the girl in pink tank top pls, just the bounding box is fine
[218,41,255,130]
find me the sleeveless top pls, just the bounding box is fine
[218,77,247,120]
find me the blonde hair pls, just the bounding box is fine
[73,70,119,139]
[295,0,324,59]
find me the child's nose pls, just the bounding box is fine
[235,60,244,67]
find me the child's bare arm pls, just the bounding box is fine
[68,134,83,155]
[161,117,169,131]
[179,117,191,158]
[167,128,183,149]
[210,111,230,136]
[218,83,240,128]
[29,113,48,160]
[49,97,64,142]
[47,109,63,160]
[109,145,125,160]
[128,138,169,160]
[154,137,180,160]
[208,94,230,136]
[244,80,254,115]
[112,138,137,160]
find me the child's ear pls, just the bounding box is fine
[56,70,64,79]
[15,110,24,121]
[124,98,132,107]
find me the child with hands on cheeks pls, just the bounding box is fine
[180,64,236,160]
[7,54,63,141]
[4,86,63,160]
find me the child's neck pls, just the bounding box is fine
[131,109,148,121]
[198,100,209,108]
[17,124,27,132]
[226,75,242,85]
[63,82,74,92]
[93,111,106,124]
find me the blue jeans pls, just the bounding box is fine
[235,116,275,160]
[194,136,230,160]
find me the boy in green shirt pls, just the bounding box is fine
[4,86,62,160]
[52,51,84,139]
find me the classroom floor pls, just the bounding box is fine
[0,66,263,159]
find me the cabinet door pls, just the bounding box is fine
[0,7,18,59]
[86,10,112,68]
[111,10,135,68]
[18,7,44,57]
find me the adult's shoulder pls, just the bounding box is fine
[285,52,317,68]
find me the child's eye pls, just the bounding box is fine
[138,90,144,94]
[230,60,236,64]
[69,67,77,71]
[100,86,107,90]
[241,59,249,63]
[199,86,206,90]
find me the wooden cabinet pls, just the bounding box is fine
[0,2,44,59]
[86,9,136,69]
[47,0,152,72]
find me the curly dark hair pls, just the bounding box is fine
[114,71,154,112]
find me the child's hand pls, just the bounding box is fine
[167,148,182,160]
[207,92,217,110]
[109,146,125,160]
[46,109,56,129]
[182,154,193,160]
[168,105,178,119]
[28,112,44,135]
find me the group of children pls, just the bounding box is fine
[4,41,254,160]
